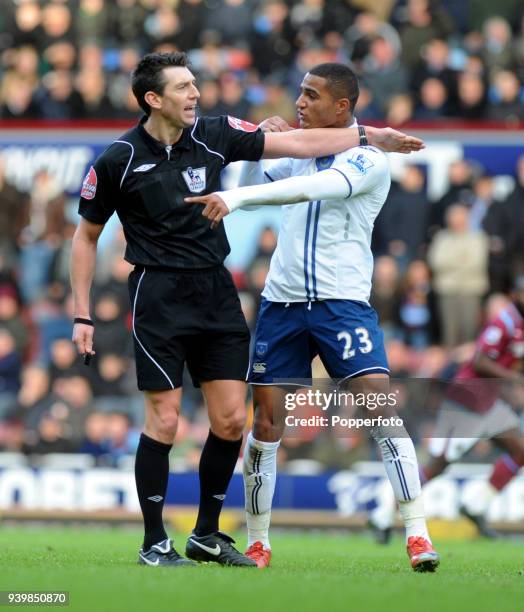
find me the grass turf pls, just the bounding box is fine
[1,527,523,612]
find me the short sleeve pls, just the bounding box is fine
[219,116,265,163]
[331,146,389,199]
[78,155,118,225]
[477,319,510,359]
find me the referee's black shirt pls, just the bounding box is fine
[78,115,265,269]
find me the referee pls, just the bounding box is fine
[70,52,422,567]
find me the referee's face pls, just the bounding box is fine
[156,66,200,128]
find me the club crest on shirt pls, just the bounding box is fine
[182,166,206,193]
[227,116,258,132]
[80,166,97,200]
[255,341,268,357]
[347,152,374,174]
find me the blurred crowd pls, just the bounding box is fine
[1,145,524,468]
[0,0,524,125]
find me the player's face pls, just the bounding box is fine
[155,66,200,128]
[295,74,341,129]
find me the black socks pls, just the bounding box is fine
[135,433,172,551]
[194,430,242,536]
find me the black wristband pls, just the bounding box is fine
[358,125,368,146]
[74,317,94,326]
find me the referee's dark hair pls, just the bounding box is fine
[309,63,360,112]
[132,52,189,115]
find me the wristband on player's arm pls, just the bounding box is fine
[74,317,94,326]
[358,125,368,146]
[219,168,351,213]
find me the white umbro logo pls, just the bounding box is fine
[213,494,226,501]
[134,164,156,172]
[147,495,163,502]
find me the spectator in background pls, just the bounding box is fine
[250,79,296,125]
[105,411,139,464]
[0,284,28,358]
[353,84,381,120]
[91,291,130,358]
[469,174,497,231]
[18,170,66,303]
[27,414,75,454]
[399,0,454,73]
[414,77,449,119]
[36,70,85,119]
[51,375,93,445]
[373,164,429,265]
[345,10,401,71]
[111,0,148,47]
[488,70,524,125]
[482,16,516,77]
[79,411,110,461]
[427,204,489,347]
[411,37,456,94]
[250,0,296,77]
[11,1,43,48]
[76,0,111,46]
[491,154,524,283]
[92,352,132,399]
[48,338,85,383]
[0,155,29,266]
[107,46,141,112]
[362,35,408,113]
[397,260,434,349]
[385,93,413,125]
[0,327,21,417]
[0,72,40,119]
[213,72,251,119]
[370,255,401,341]
[429,159,476,237]
[198,78,221,115]
[76,69,117,119]
[454,71,487,119]
[206,0,252,46]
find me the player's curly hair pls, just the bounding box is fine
[131,52,189,115]
[309,63,360,112]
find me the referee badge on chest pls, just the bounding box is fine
[182,166,206,193]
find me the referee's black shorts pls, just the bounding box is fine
[128,265,250,391]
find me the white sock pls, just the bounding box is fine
[243,432,280,549]
[398,496,430,543]
[374,436,422,503]
[462,480,497,517]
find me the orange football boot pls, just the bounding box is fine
[406,536,440,572]
[245,541,271,569]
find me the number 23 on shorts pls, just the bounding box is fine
[337,327,373,360]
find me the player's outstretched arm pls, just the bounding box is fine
[185,168,352,228]
[262,126,424,159]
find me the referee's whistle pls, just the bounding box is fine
[83,353,92,366]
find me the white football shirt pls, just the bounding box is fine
[239,145,391,303]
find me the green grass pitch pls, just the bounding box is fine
[1,527,523,612]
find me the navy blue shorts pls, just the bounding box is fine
[248,299,389,384]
